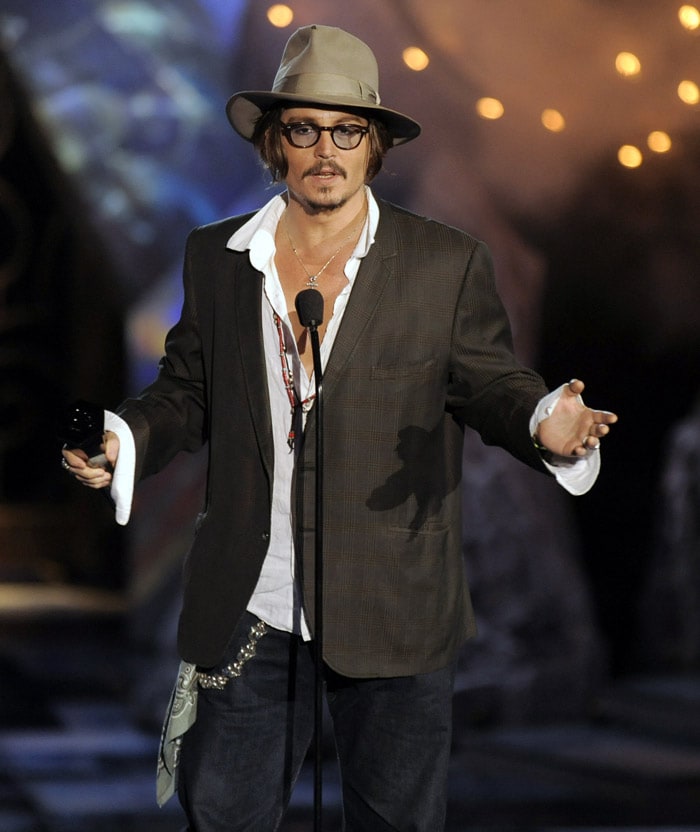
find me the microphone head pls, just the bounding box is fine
[295,288,324,328]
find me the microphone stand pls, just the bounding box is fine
[294,289,325,832]
[309,320,324,832]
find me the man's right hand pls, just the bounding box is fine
[62,430,120,489]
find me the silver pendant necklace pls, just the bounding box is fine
[284,213,363,288]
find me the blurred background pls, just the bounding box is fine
[1,1,699,830]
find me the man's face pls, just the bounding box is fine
[280,107,370,214]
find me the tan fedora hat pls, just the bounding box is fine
[226,24,421,146]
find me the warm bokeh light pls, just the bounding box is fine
[678,79,700,104]
[541,108,566,132]
[618,144,643,168]
[402,46,430,72]
[615,51,642,77]
[476,97,504,120]
[679,4,700,30]
[267,4,294,27]
[647,131,672,153]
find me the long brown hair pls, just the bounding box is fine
[251,105,392,183]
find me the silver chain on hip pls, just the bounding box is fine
[196,620,268,690]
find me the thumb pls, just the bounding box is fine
[566,378,585,397]
[103,430,120,466]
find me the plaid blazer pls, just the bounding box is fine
[119,199,550,675]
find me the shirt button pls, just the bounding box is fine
[261,532,270,541]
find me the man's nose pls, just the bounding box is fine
[314,129,336,155]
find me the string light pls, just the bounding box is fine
[678,4,700,29]
[476,97,504,120]
[678,79,700,104]
[648,131,672,152]
[403,46,429,71]
[541,109,566,132]
[615,52,642,77]
[618,145,643,168]
[267,4,294,27]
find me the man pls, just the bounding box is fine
[62,24,617,832]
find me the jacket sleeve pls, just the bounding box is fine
[446,239,550,471]
[117,228,209,483]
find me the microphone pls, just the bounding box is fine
[295,288,324,329]
[57,399,109,469]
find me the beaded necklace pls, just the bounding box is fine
[273,311,316,451]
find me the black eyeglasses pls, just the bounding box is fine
[281,122,369,150]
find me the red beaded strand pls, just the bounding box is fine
[273,312,315,450]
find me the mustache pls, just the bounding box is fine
[303,162,347,179]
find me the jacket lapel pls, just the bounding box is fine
[230,255,275,479]
[225,202,396,458]
[320,202,397,399]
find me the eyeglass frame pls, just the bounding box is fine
[280,121,370,150]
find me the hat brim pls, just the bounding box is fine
[226,91,421,146]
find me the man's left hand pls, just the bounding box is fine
[535,379,618,458]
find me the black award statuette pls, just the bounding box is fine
[58,400,109,469]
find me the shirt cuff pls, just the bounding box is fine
[104,410,135,525]
[529,384,601,496]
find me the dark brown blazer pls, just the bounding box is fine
[118,199,551,675]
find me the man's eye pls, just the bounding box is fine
[291,124,316,136]
[335,125,361,136]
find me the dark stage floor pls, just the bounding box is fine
[2,584,700,832]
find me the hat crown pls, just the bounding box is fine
[272,25,380,106]
[225,24,420,145]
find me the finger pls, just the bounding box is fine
[62,448,88,469]
[567,378,585,396]
[574,432,598,453]
[80,478,112,490]
[103,431,120,466]
[591,410,618,425]
[76,468,112,488]
[67,456,107,478]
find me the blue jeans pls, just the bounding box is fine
[178,611,456,831]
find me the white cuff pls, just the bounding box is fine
[104,410,135,525]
